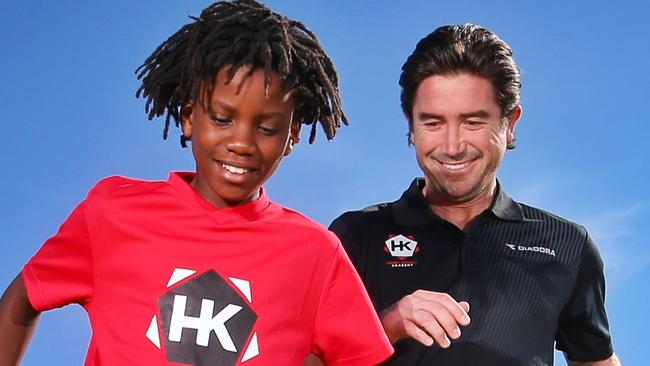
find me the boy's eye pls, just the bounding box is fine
[210,115,232,125]
[258,124,279,135]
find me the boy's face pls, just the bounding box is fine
[181,66,299,208]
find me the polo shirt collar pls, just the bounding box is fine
[393,178,523,226]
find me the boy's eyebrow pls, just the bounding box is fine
[210,100,292,119]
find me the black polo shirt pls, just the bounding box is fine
[330,178,613,366]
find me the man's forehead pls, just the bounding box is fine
[413,73,501,114]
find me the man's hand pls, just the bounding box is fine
[380,290,470,347]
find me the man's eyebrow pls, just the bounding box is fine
[460,110,490,118]
[417,110,491,120]
[417,112,444,120]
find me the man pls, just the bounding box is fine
[330,24,620,365]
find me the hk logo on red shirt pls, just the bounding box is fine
[146,268,259,366]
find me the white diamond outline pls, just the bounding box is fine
[228,277,252,303]
[241,332,259,362]
[146,315,161,349]
[166,268,197,288]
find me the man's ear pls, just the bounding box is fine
[284,121,301,156]
[506,105,522,146]
[180,102,194,140]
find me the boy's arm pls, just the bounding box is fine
[0,273,41,366]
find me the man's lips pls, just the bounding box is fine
[437,158,477,173]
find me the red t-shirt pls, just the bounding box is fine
[23,172,392,366]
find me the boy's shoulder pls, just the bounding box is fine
[89,175,166,196]
[271,203,341,246]
[83,175,170,208]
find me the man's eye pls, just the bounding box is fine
[465,120,485,128]
[423,121,441,128]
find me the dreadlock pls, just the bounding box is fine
[135,0,346,147]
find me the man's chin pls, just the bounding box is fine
[437,183,484,203]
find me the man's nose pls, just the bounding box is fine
[441,125,466,158]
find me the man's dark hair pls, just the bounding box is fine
[400,24,521,148]
[136,0,346,146]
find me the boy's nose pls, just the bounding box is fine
[225,124,255,155]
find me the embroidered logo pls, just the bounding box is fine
[146,268,259,366]
[505,243,556,257]
[384,234,421,267]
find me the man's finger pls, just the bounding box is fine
[413,304,462,341]
[459,301,470,314]
[403,320,434,346]
[413,291,471,326]
[415,316,451,348]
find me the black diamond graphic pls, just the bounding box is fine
[158,270,257,366]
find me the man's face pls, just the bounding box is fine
[410,72,520,204]
[181,66,298,209]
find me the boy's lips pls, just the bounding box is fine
[215,160,258,176]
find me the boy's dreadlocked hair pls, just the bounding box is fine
[136,0,347,147]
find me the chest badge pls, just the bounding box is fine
[384,234,421,268]
[146,267,260,365]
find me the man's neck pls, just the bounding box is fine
[423,181,497,231]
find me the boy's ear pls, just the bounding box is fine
[180,102,194,140]
[284,121,301,156]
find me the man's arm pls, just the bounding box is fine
[380,290,470,347]
[0,273,41,366]
[568,353,621,366]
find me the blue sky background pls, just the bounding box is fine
[1,0,648,364]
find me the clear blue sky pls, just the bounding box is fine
[1,0,648,364]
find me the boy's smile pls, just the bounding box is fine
[181,66,299,209]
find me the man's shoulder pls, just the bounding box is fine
[328,201,401,254]
[331,201,395,231]
[514,200,588,238]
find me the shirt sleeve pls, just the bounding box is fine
[312,242,393,366]
[329,214,363,274]
[555,231,614,361]
[22,200,94,311]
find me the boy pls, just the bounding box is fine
[0,1,392,365]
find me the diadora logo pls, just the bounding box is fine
[384,234,421,268]
[146,268,259,366]
[505,243,556,257]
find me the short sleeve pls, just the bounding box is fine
[555,232,613,361]
[329,214,362,271]
[312,243,393,366]
[22,200,94,311]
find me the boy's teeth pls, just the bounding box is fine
[222,163,248,174]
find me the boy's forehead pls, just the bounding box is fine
[196,65,296,106]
